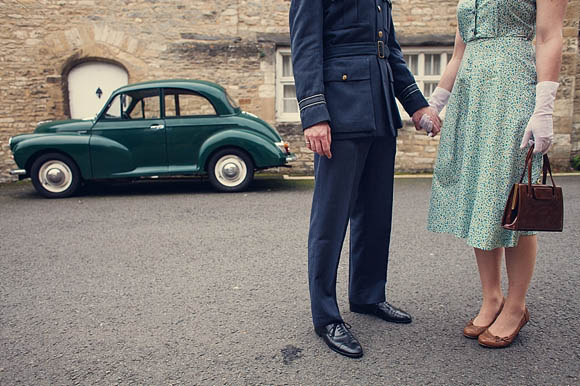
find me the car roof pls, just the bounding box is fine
[111,79,235,115]
[115,79,226,94]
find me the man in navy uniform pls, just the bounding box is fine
[290,0,441,358]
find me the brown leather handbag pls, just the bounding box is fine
[501,147,563,232]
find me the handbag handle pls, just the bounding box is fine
[541,153,556,187]
[519,147,534,184]
[519,146,557,198]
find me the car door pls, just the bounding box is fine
[89,88,167,178]
[163,88,226,173]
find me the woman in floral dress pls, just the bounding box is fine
[422,0,568,347]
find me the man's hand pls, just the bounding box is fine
[305,122,332,159]
[412,106,442,136]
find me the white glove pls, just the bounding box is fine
[428,87,451,114]
[420,114,434,134]
[420,87,451,135]
[520,81,559,155]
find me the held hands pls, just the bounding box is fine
[520,81,559,155]
[413,106,441,137]
[415,87,451,137]
[305,121,332,159]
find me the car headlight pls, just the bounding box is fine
[8,136,12,146]
[275,141,290,155]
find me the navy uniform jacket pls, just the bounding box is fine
[289,0,428,137]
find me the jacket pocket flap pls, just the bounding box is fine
[324,58,371,82]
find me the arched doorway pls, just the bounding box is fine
[67,61,128,119]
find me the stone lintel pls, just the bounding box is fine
[257,33,291,46]
[255,33,455,48]
[258,33,456,48]
[181,33,242,43]
[169,41,262,59]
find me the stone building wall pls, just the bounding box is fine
[573,21,580,162]
[0,0,578,182]
[555,0,580,167]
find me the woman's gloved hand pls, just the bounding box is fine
[520,81,559,154]
[420,87,451,136]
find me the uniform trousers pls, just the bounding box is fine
[308,135,396,328]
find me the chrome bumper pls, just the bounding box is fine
[285,154,297,162]
[10,169,26,176]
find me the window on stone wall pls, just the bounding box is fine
[276,48,300,122]
[275,47,452,123]
[401,48,453,118]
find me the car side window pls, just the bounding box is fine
[102,89,161,120]
[164,88,217,118]
[126,89,161,120]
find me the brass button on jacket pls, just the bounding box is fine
[342,74,348,81]
[378,31,383,38]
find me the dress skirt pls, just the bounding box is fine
[427,37,542,251]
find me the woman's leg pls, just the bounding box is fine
[487,235,536,336]
[472,248,504,326]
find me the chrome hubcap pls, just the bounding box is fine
[46,168,65,184]
[223,162,239,178]
[38,160,73,193]
[215,155,247,187]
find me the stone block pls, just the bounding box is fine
[258,84,275,98]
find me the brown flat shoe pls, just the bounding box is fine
[478,307,530,348]
[463,299,505,339]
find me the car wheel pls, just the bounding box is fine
[30,153,81,198]
[208,148,254,192]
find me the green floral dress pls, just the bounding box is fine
[427,0,542,251]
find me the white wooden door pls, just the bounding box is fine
[68,62,128,119]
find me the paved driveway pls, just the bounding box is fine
[1,176,579,385]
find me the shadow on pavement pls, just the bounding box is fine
[2,176,315,199]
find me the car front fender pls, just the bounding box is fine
[11,134,92,179]
[198,130,285,172]
[87,135,134,177]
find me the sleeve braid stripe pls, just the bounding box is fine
[298,94,326,109]
[299,100,327,112]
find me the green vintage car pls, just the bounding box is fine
[9,80,296,197]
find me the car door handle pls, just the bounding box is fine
[150,124,165,130]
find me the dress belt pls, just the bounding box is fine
[324,42,390,60]
[466,35,533,43]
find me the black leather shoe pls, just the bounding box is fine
[314,322,363,358]
[350,301,412,324]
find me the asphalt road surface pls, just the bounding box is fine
[1,176,579,385]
